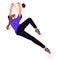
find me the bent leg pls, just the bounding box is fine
[19,18,37,30]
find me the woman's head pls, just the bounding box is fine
[8,14,16,19]
[11,14,16,18]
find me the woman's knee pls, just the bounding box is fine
[27,18,32,22]
[28,18,32,20]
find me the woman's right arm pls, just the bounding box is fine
[6,3,14,30]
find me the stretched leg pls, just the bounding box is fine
[18,31,45,48]
[16,30,51,54]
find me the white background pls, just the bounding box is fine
[0,0,60,60]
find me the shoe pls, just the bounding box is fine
[35,28,41,35]
[44,47,51,54]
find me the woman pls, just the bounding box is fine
[6,2,51,54]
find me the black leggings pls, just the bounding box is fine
[16,18,45,48]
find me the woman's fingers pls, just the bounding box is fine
[11,3,14,6]
[14,2,20,6]
[17,2,20,4]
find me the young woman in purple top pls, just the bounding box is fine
[6,2,51,54]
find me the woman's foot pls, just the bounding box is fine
[44,47,51,54]
[35,28,41,35]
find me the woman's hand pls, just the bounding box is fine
[6,25,10,30]
[17,2,20,5]
[11,3,14,6]
[10,3,14,9]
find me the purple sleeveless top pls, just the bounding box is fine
[9,15,21,32]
